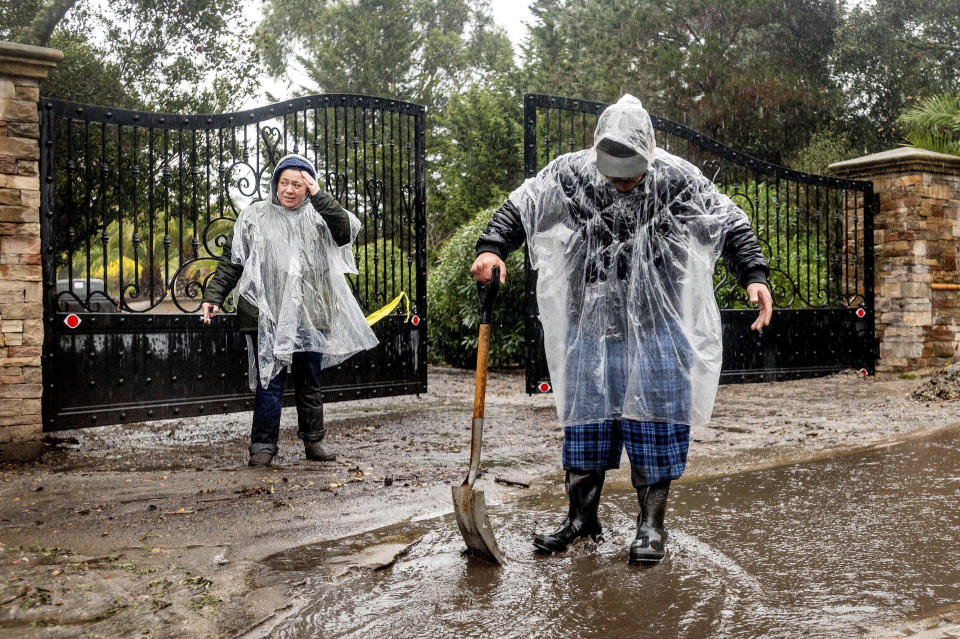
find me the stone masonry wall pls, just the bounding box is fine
[0,42,62,460]
[831,148,960,373]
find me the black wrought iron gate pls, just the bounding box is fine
[522,94,877,394]
[39,94,427,431]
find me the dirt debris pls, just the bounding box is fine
[0,544,224,639]
[910,362,960,402]
[0,365,958,637]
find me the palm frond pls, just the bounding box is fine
[898,92,960,157]
[898,94,960,133]
[902,129,960,156]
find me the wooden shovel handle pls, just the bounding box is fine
[472,265,498,420]
[466,268,498,486]
[473,323,490,419]
[466,323,490,487]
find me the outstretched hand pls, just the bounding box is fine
[747,282,773,331]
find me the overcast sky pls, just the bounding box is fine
[245,0,536,106]
[487,0,535,51]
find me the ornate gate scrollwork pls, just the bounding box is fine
[39,94,428,431]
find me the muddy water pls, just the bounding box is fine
[260,430,960,638]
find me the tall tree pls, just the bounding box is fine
[832,0,960,154]
[256,0,514,111]
[1,0,260,112]
[257,0,519,247]
[428,77,524,247]
[521,0,840,164]
[2,2,134,107]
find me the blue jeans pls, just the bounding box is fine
[249,351,325,455]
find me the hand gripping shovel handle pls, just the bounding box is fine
[466,266,499,487]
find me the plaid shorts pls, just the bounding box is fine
[561,328,694,426]
[562,419,690,482]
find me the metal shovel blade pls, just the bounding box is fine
[452,482,505,565]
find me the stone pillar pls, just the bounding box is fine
[830,148,960,373]
[0,42,62,461]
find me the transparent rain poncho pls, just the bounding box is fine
[511,95,755,427]
[232,159,378,390]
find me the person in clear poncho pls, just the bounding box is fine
[471,95,772,564]
[202,154,378,467]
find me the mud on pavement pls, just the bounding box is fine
[0,365,958,638]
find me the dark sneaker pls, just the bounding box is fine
[248,451,274,467]
[304,440,335,462]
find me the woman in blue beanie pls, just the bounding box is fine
[201,154,378,466]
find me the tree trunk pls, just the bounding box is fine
[25,0,80,47]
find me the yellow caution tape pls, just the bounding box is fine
[365,291,411,326]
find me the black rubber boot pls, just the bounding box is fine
[296,387,333,461]
[248,451,274,467]
[304,439,335,462]
[294,353,332,461]
[629,470,671,564]
[533,470,605,553]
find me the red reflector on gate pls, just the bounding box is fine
[856,307,866,318]
[64,314,81,329]
[411,315,420,326]
[538,382,551,393]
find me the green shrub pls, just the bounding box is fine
[789,130,859,175]
[897,93,960,157]
[348,238,417,315]
[427,209,526,368]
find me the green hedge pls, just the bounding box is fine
[427,209,526,368]
[348,238,416,315]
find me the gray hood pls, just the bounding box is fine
[592,95,656,177]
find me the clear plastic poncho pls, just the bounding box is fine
[512,95,754,427]
[232,156,378,390]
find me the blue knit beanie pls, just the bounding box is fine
[272,155,317,192]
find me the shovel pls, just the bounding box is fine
[452,266,505,565]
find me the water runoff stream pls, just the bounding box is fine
[258,429,960,638]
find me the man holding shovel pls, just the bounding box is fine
[470,95,772,564]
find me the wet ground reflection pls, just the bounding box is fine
[261,430,960,638]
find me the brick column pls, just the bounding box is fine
[0,42,62,461]
[830,147,960,373]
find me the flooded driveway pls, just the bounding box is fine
[3,369,958,638]
[259,428,960,638]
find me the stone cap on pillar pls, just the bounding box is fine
[0,40,64,79]
[829,147,960,180]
